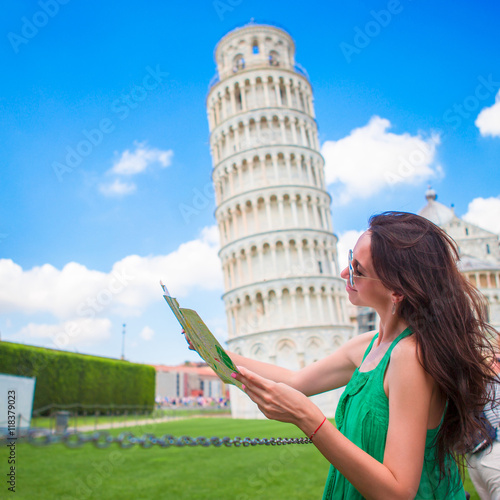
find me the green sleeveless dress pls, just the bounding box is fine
[322,328,466,499]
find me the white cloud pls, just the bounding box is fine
[475,90,500,137]
[0,225,223,320]
[336,230,366,272]
[110,142,174,176]
[17,318,112,347]
[99,179,136,197]
[463,196,500,234]
[321,116,441,204]
[139,326,155,341]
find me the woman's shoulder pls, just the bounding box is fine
[390,334,420,366]
[344,330,378,366]
[389,334,434,385]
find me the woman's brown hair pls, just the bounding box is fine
[368,211,497,477]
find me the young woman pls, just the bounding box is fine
[188,212,497,499]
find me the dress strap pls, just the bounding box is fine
[361,333,379,363]
[388,326,413,354]
[376,326,413,373]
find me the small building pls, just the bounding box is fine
[152,362,227,404]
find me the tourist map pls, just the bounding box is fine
[160,282,243,390]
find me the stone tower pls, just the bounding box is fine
[206,23,354,418]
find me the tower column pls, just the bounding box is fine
[230,87,237,116]
[253,78,260,109]
[291,119,298,144]
[244,120,251,147]
[285,80,292,107]
[265,198,273,230]
[302,198,310,226]
[278,196,285,228]
[328,291,336,323]
[247,247,254,282]
[240,83,247,111]
[297,241,305,273]
[279,117,286,143]
[317,291,325,324]
[284,242,291,274]
[291,197,299,227]
[272,154,279,180]
[258,246,265,280]
[271,243,277,272]
[263,78,270,107]
[252,200,260,232]
[291,290,298,325]
[304,289,312,323]
[273,82,280,106]
[285,154,292,180]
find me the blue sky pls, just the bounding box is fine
[1,0,500,366]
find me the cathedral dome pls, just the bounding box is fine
[418,187,455,226]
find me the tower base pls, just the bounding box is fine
[229,384,343,420]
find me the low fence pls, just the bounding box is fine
[28,403,231,433]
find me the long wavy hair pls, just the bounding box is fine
[368,211,498,477]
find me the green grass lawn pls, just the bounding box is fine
[2,418,480,499]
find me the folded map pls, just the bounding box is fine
[160,282,243,390]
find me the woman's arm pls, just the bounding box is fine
[228,330,376,396]
[233,336,435,500]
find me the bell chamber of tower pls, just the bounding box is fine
[206,23,354,418]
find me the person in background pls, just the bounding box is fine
[467,350,500,500]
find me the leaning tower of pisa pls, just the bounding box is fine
[206,23,354,418]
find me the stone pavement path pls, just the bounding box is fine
[52,412,231,433]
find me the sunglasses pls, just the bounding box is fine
[348,249,381,288]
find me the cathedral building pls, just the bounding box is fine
[206,23,354,418]
[419,187,500,330]
[357,188,500,334]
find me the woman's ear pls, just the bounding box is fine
[391,291,404,304]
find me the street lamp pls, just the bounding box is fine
[121,323,126,360]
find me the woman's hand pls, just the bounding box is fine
[181,329,196,351]
[232,366,324,435]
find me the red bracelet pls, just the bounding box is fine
[309,416,327,441]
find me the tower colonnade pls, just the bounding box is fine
[210,112,320,165]
[207,69,315,131]
[219,230,340,290]
[213,148,326,203]
[223,278,349,339]
[207,23,353,418]
[216,187,333,245]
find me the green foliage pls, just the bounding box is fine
[0,342,155,412]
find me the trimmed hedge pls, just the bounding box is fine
[0,342,155,412]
